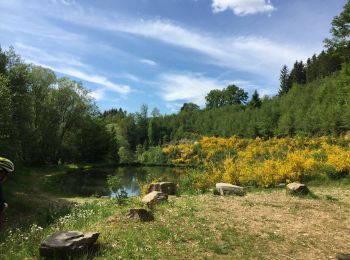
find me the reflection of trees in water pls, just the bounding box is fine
[61,167,187,197]
[59,171,110,196]
[114,167,142,195]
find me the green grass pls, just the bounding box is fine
[1,166,350,259]
[0,193,271,259]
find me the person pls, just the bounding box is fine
[0,157,14,229]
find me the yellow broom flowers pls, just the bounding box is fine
[163,136,350,189]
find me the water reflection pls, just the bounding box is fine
[59,166,186,197]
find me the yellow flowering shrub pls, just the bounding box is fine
[165,136,350,189]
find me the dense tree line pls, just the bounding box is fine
[151,71,349,141]
[279,50,342,96]
[0,47,113,164]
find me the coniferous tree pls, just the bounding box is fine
[279,65,291,95]
[249,90,262,108]
[290,61,306,85]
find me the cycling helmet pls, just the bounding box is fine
[0,157,14,173]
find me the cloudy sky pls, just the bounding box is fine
[0,0,346,113]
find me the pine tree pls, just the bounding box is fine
[249,90,262,108]
[278,65,290,96]
[290,61,306,85]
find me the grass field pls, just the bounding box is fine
[1,167,349,259]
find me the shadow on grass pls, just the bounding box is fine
[0,166,79,237]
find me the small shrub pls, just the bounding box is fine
[178,169,197,194]
[107,175,128,205]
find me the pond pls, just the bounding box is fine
[57,166,187,197]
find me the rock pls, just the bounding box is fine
[148,182,176,195]
[215,183,245,196]
[39,231,99,258]
[286,182,310,195]
[337,253,350,260]
[142,191,168,205]
[276,183,286,188]
[126,208,154,222]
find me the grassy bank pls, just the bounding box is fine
[1,166,77,231]
[1,172,350,259]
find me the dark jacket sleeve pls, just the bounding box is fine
[0,184,5,212]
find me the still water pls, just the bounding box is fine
[58,166,187,197]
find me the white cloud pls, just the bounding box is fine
[0,12,83,42]
[54,68,131,95]
[212,0,276,16]
[158,72,273,107]
[59,0,76,6]
[159,73,227,106]
[14,43,131,96]
[139,59,157,66]
[1,1,309,84]
[51,10,308,82]
[89,88,106,101]
[116,73,141,82]
[0,0,314,104]
[119,20,307,82]
[14,42,87,68]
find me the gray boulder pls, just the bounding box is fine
[39,231,99,258]
[126,208,154,222]
[216,183,245,196]
[142,191,168,205]
[148,182,176,195]
[286,182,310,195]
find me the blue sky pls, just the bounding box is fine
[0,0,346,113]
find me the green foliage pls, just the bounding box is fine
[249,90,262,108]
[151,107,161,118]
[148,72,349,142]
[306,51,341,83]
[107,175,128,205]
[290,60,306,85]
[148,118,156,146]
[180,102,200,113]
[0,75,15,158]
[138,146,166,165]
[74,119,112,163]
[0,47,119,165]
[279,65,291,96]
[118,147,135,164]
[205,84,248,109]
[177,169,198,194]
[338,63,350,129]
[324,0,350,61]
